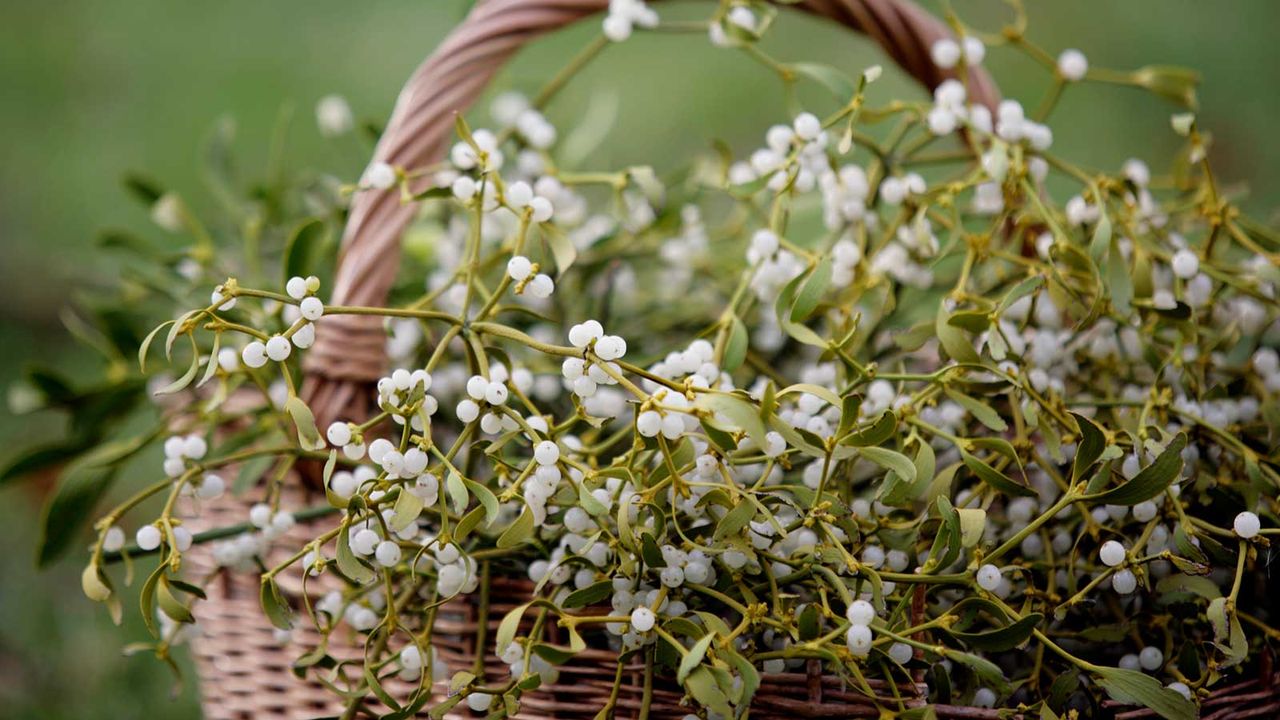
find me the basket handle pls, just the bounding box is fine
[300,0,999,426]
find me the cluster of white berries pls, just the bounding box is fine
[161,433,207,478]
[451,176,555,225]
[489,92,557,149]
[929,35,986,70]
[730,112,834,197]
[819,165,871,232]
[458,371,521,434]
[560,320,628,399]
[602,0,658,42]
[505,254,555,298]
[844,599,878,657]
[925,79,991,137]
[993,99,1053,150]
[749,239,806,302]
[707,3,769,47]
[878,172,926,206]
[450,128,504,173]
[346,513,481,597]
[1118,646,1166,674]
[135,523,194,554]
[241,276,322,368]
[395,643,449,684]
[248,502,297,541]
[775,390,843,445]
[866,217,936,290]
[498,641,560,687]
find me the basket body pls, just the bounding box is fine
[182,489,1280,719]
[183,491,931,719]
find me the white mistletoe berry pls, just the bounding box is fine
[286,276,309,300]
[962,36,985,65]
[451,175,477,201]
[249,503,273,528]
[594,335,627,361]
[973,688,997,708]
[507,255,533,282]
[534,440,560,466]
[529,196,554,223]
[463,375,487,401]
[170,526,193,552]
[1057,49,1088,81]
[845,623,873,657]
[266,335,292,362]
[375,540,402,567]
[364,162,396,190]
[930,38,961,69]
[456,399,480,423]
[400,645,422,671]
[602,13,632,42]
[242,341,268,369]
[368,438,394,464]
[316,94,353,137]
[630,606,656,632]
[506,181,533,209]
[793,112,822,141]
[636,410,662,437]
[526,273,555,298]
[1139,646,1164,671]
[327,421,353,447]
[1234,511,1261,539]
[136,525,162,551]
[1171,249,1200,279]
[1099,540,1126,567]
[976,564,1002,591]
[763,431,786,458]
[299,297,324,321]
[845,599,875,626]
[210,287,236,311]
[103,526,126,552]
[196,473,225,500]
[569,321,603,348]
[350,528,379,556]
[888,642,913,665]
[1111,569,1137,594]
[484,380,509,406]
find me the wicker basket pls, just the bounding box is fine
[177,0,1280,718]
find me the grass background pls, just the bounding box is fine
[1,1,1277,716]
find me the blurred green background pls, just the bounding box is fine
[1,1,1276,716]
